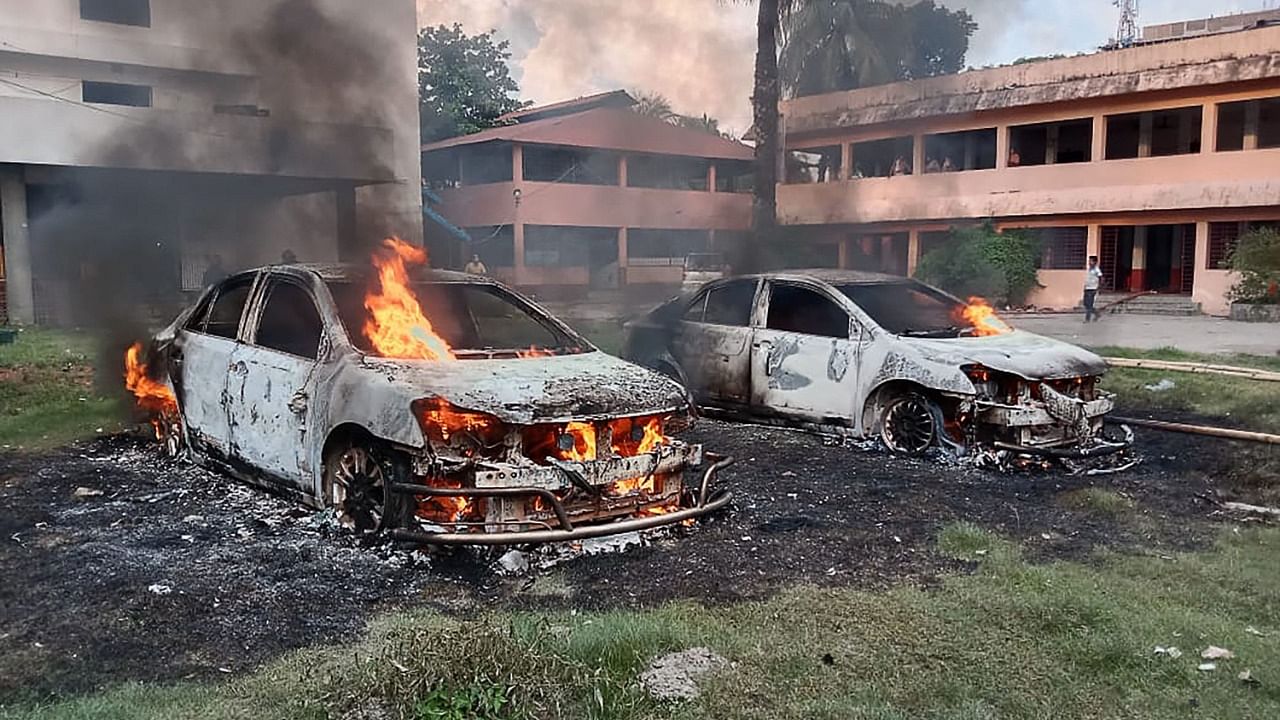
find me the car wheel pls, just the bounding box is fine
[879,392,942,455]
[323,440,408,534]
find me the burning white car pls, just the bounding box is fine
[126,239,730,545]
[624,270,1128,458]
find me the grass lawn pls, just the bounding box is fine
[1095,347,1280,433]
[5,523,1277,720]
[0,328,125,450]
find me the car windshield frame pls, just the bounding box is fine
[325,279,594,358]
[836,280,973,338]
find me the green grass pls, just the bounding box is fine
[1093,346,1280,433]
[8,525,1279,720]
[1058,488,1137,517]
[0,328,125,449]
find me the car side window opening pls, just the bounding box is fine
[702,281,757,326]
[766,284,850,339]
[255,281,324,360]
[199,277,255,339]
[682,292,709,323]
[838,282,963,336]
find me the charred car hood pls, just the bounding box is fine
[899,330,1107,380]
[362,351,689,424]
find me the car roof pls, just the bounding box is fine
[734,269,907,285]
[251,263,487,284]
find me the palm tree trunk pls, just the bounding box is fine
[749,0,780,267]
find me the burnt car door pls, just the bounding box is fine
[224,273,327,492]
[749,281,859,421]
[673,278,759,406]
[176,273,257,455]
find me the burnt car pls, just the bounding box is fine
[131,250,730,545]
[624,270,1128,457]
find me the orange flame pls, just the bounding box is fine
[610,417,667,457]
[363,237,456,360]
[562,421,598,462]
[956,297,1012,337]
[124,343,179,439]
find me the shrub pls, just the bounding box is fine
[1227,227,1280,305]
[914,224,1041,306]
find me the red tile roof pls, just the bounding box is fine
[422,107,754,161]
[498,90,636,123]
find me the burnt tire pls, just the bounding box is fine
[879,392,943,455]
[322,439,411,534]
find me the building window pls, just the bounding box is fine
[627,229,709,264]
[923,129,997,172]
[785,146,841,184]
[627,154,711,191]
[80,0,151,27]
[82,81,152,107]
[715,161,753,192]
[1106,106,1202,159]
[1216,98,1280,151]
[524,145,618,185]
[464,226,515,268]
[851,136,914,178]
[1031,227,1088,270]
[1008,119,1093,166]
[523,225,614,267]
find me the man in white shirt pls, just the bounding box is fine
[1083,256,1103,323]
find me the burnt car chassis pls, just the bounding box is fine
[386,454,735,546]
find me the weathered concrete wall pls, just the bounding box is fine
[783,25,1280,134]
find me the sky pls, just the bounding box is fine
[418,0,1270,134]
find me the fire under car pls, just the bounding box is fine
[623,270,1130,458]
[130,241,731,545]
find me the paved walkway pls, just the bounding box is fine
[1007,314,1280,356]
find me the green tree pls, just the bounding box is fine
[915,224,1041,307]
[632,91,675,121]
[781,0,977,97]
[1227,227,1280,304]
[418,24,527,143]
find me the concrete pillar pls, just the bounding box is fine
[1086,224,1101,264]
[1244,101,1261,151]
[996,125,1010,169]
[1091,115,1106,162]
[1201,103,1219,153]
[1138,113,1154,158]
[1132,226,1148,290]
[512,143,524,183]
[1193,220,1210,280]
[1045,124,1060,165]
[839,143,852,180]
[1,166,34,325]
[838,236,851,269]
[907,229,921,277]
[911,133,925,175]
[618,154,628,188]
[707,162,717,192]
[617,227,628,269]
[512,222,526,286]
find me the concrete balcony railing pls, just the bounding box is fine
[778,148,1280,226]
[1,95,400,182]
[434,181,753,231]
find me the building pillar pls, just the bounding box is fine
[618,154,628,188]
[1086,224,1101,263]
[1,166,34,325]
[513,222,526,285]
[1045,124,1060,165]
[1201,102,1219,154]
[1138,113,1154,158]
[617,226,628,268]
[838,236,851,269]
[1131,226,1148,290]
[839,143,852,180]
[707,162,717,192]
[512,143,524,183]
[907,229,921,276]
[911,133,925,175]
[1091,115,1106,162]
[335,184,359,262]
[996,125,1010,169]
[1244,101,1261,151]
[1192,221,1210,306]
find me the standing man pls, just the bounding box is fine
[464,253,488,275]
[1084,255,1103,323]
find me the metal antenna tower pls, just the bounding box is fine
[1115,0,1140,47]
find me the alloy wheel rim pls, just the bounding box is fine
[332,448,386,532]
[884,398,937,454]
